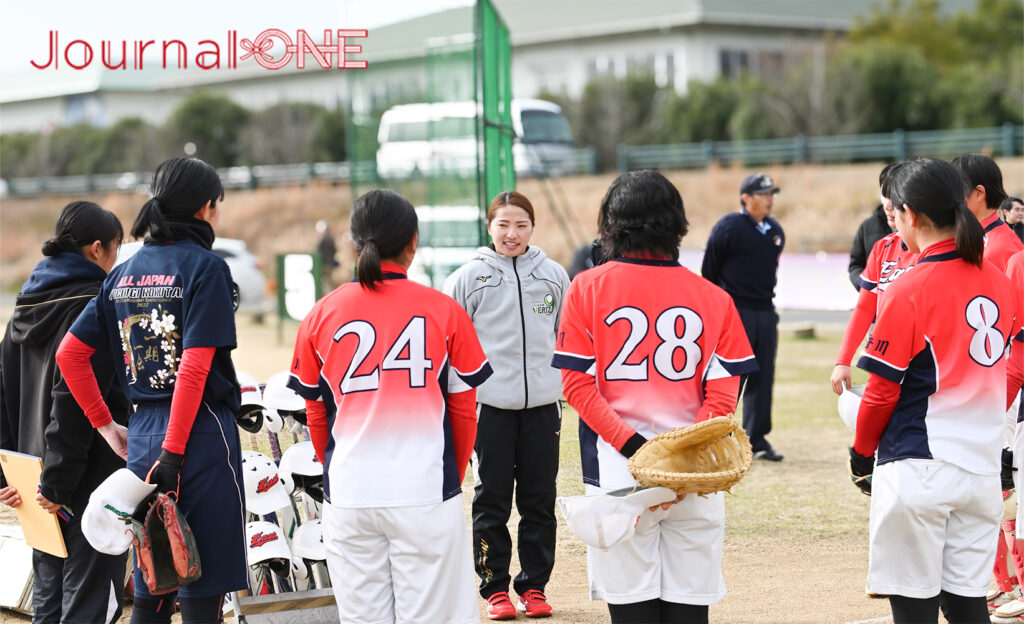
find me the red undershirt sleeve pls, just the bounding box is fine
[55,332,111,428]
[447,388,478,481]
[853,373,902,456]
[161,347,215,454]
[562,368,638,452]
[695,376,742,423]
[837,289,878,366]
[304,399,329,464]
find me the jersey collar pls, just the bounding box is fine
[613,255,680,267]
[380,261,408,280]
[915,238,960,264]
[982,211,1006,233]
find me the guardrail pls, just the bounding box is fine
[3,148,598,197]
[617,123,1022,171]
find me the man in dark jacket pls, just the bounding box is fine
[0,225,132,624]
[702,173,784,462]
[847,203,893,290]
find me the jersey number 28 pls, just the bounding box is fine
[332,317,433,393]
[604,306,703,381]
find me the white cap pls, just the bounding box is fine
[241,450,292,515]
[280,441,323,478]
[245,521,292,575]
[838,383,865,431]
[82,469,157,555]
[558,486,676,550]
[291,519,326,561]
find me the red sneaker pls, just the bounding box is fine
[486,592,517,620]
[518,589,552,618]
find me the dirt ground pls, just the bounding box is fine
[0,315,897,624]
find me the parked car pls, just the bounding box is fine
[115,237,269,320]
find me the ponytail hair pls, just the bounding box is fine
[350,189,418,290]
[42,201,123,257]
[889,158,984,267]
[132,157,223,240]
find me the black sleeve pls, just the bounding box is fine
[0,337,12,489]
[38,347,125,505]
[701,224,727,286]
[847,221,869,291]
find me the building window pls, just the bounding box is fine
[719,49,749,80]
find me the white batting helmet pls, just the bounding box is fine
[291,519,326,561]
[264,371,306,422]
[280,441,323,477]
[235,371,266,433]
[245,521,291,576]
[241,450,292,515]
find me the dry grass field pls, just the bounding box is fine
[0,308,894,624]
[2,159,1021,623]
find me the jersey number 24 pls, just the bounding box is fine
[332,317,432,393]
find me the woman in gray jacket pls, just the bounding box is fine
[444,191,570,620]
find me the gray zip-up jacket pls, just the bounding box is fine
[443,245,570,410]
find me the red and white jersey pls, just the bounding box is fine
[552,257,757,488]
[858,232,918,297]
[858,239,1021,475]
[982,211,1024,273]
[288,266,491,508]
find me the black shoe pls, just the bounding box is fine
[753,447,784,462]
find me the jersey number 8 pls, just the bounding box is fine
[965,296,1004,367]
[604,306,703,382]
[333,317,433,393]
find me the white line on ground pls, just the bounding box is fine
[841,617,892,624]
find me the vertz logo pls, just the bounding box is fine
[30,29,368,72]
[256,474,280,493]
[250,531,279,548]
[532,294,555,315]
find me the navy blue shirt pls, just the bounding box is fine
[701,210,784,310]
[70,239,241,411]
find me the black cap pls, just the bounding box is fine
[740,173,780,195]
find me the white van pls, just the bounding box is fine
[375,98,576,178]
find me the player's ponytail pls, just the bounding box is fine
[599,170,688,261]
[889,158,984,267]
[953,198,984,268]
[350,189,418,290]
[42,201,123,257]
[131,157,224,244]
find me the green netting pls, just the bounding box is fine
[345,0,512,288]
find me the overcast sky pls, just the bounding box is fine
[0,0,472,72]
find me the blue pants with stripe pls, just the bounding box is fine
[127,401,248,599]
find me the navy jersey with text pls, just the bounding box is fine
[70,239,240,411]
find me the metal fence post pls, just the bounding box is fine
[616,145,629,172]
[1003,122,1015,157]
[893,129,907,161]
[701,139,714,166]
[794,135,807,163]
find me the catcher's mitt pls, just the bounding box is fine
[130,493,202,595]
[627,416,753,496]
